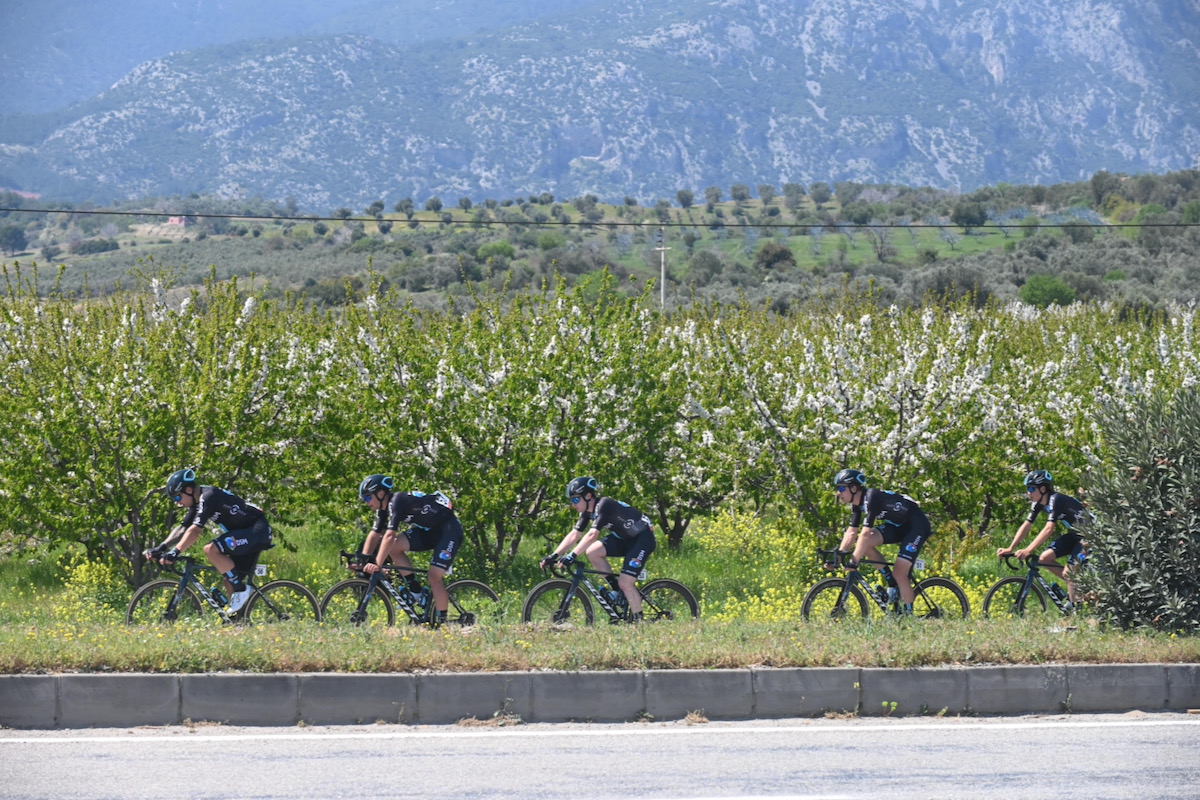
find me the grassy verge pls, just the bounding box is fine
[2,616,1196,674]
[3,516,1197,674]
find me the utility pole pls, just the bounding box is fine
[653,226,670,309]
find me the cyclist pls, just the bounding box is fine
[997,469,1091,608]
[359,474,463,628]
[832,468,931,615]
[143,468,273,613]
[539,476,655,621]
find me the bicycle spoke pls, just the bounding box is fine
[521,579,594,627]
[912,577,971,621]
[319,579,394,627]
[246,580,321,624]
[126,580,204,624]
[446,580,503,627]
[801,578,869,622]
[639,579,700,622]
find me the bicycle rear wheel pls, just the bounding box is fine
[982,576,1048,619]
[446,579,502,627]
[521,579,594,626]
[912,577,971,621]
[639,579,700,621]
[801,578,869,622]
[246,580,321,623]
[126,579,204,624]
[319,578,395,627]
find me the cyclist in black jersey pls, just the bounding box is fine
[143,468,273,613]
[539,476,656,620]
[358,473,463,627]
[998,469,1092,608]
[832,468,932,615]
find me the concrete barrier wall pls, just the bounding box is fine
[2,664,1196,729]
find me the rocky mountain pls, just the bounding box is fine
[1,0,1197,209]
[0,0,597,114]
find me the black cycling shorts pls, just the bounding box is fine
[602,528,657,578]
[1049,531,1085,561]
[879,511,931,564]
[209,518,273,576]
[405,518,464,572]
[210,517,273,558]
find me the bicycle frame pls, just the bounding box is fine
[554,562,644,623]
[816,550,895,612]
[362,568,427,621]
[1006,554,1073,614]
[156,556,242,621]
[338,550,455,623]
[816,548,954,617]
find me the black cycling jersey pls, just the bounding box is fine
[1026,492,1090,529]
[849,488,922,530]
[574,497,653,540]
[372,490,456,534]
[181,486,266,532]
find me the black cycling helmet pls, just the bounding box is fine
[359,473,394,499]
[1024,469,1054,491]
[833,468,867,487]
[165,468,197,499]
[566,476,599,500]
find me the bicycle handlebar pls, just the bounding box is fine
[143,553,210,577]
[1001,554,1040,572]
[816,548,857,568]
[338,549,424,575]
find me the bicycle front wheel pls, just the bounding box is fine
[640,579,700,621]
[319,578,395,627]
[246,580,321,624]
[521,579,594,626]
[801,578,869,622]
[126,579,204,624]
[913,577,971,621]
[446,579,502,627]
[982,576,1048,619]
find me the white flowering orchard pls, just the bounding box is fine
[1,264,1195,582]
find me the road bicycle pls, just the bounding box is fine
[521,559,699,625]
[125,554,321,624]
[319,550,502,627]
[982,554,1078,618]
[801,548,970,621]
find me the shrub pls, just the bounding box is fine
[1019,274,1075,307]
[68,238,119,255]
[52,552,129,624]
[1085,388,1200,632]
[692,510,819,621]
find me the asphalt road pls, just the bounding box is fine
[2,712,1198,800]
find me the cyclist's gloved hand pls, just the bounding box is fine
[558,552,576,568]
[159,548,180,565]
[143,545,164,562]
[539,552,559,571]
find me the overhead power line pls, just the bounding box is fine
[0,206,1196,230]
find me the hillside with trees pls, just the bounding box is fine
[2,169,1199,313]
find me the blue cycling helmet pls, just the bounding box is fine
[1024,469,1054,491]
[359,474,394,499]
[165,468,197,498]
[833,468,867,487]
[566,476,599,499]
